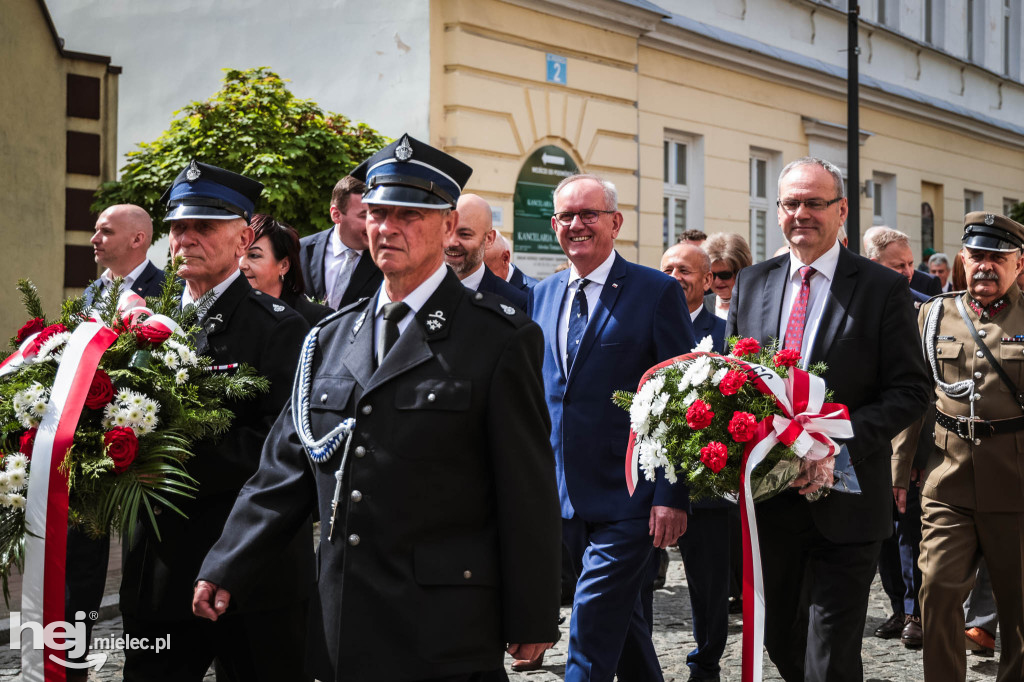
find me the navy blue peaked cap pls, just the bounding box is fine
[162,160,264,224]
[350,134,472,209]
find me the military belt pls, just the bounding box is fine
[936,410,1024,441]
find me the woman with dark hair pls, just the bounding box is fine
[241,214,333,326]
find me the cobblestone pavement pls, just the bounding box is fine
[0,551,1001,681]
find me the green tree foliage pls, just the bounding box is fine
[93,67,388,237]
[1009,202,1024,224]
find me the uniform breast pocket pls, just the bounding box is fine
[308,377,356,433]
[935,341,963,383]
[998,342,1024,387]
[395,379,471,411]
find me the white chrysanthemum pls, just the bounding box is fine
[0,494,11,508]
[682,356,712,387]
[17,414,39,430]
[101,416,115,429]
[683,390,699,406]
[175,368,188,385]
[126,407,145,425]
[116,388,133,403]
[693,335,715,353]
[0,473,9,490]
[637,438,676,484]
[8,493,26,509]
[163,352,180,370]
[31,399,48,417]
[35,332,71,362]
[143,399,160,414]
[113,411,129,427]
[134,421,152,436]
[6,469,26,490]
[104,403,119,419]
[6,454,28,473]
[711,367,729,386]
[140,412,157,429]
[650,392,669,417]
[184,350,199,367]
[129,391,147,407]
[629,375,665,436]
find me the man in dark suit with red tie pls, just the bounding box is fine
[727,157,931,682]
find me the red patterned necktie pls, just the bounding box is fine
[783,265,815,352]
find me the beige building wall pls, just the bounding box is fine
[1,0,119,329]
[426,0,1024,274]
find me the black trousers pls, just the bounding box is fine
[65,527,109,664]
[122,601,309,682]
[756,491,882,682]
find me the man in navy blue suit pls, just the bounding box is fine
[661,242,730,682]
[529,173,695,682]
[486,233,539,292]
[447,193,528,310]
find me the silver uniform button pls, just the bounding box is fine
[361,404,373,415]
[427,392,436,402]
[976,351,985,358]
[979,329,987,337]
[975,372,983,379]
[354,446,366,458]
[974,438,981,445]
[321,393,328,403]
[475,292,483,300]
[937,349,942,355]
[351,490,362,502]
[463,570,472,579]
[348,534,360,546]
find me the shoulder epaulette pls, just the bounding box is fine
[468,290,529,328]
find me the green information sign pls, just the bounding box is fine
[513,145,579,279]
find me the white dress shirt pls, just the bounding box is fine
[182,269,242,318]
[95,259,152,300]
[460,263,487,291]
[558,249,617,373]
[504,264,519,283]
[373,262,447,364]
[326,228,364,308]
[778,240,842,366]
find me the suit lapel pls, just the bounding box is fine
[342,302,376,389]
[344,251,379,302]
[360,270,462,395]
[761,257,789,344]
[568,253,626,386]
[692,307,712,341]
[542,270,571,378]
[196,275,250,357]
[809,248,857,364]
[309,230,329,299]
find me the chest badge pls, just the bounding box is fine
[352,310,368,336]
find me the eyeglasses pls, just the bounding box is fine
[776,197,843,213]
[552,210,616,226]
[711,270,736,281]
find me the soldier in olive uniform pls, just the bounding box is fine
[194,135,562,682]
[893,212,1024,682]
[119,162,311,682]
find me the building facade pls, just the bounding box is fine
[2,0,119,324]
[38,0,1024,280]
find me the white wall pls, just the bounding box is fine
[47,0,431,174]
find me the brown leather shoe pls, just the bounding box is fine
[511,651,544,672]
[874,612,904,639]
[901,615,922,649]
[965,627,995,656]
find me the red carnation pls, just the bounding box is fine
[24,323,67,356]
[134,324,172,346]
[19,428,37,458]
[686,400,715,430]
[718,370,748,396]
[85,369,115,410]
[773,349,801,368]
[731,337,761,357]
[699,441,729,473]
[728,412,758,442]
[104,427,139,473]
[15,318,46,345]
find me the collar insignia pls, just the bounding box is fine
[500,304,516,315]
[206,313,223,324]
[186,160,201,182]
[426,318,442,332]
[352,310,367,335]
[395,135,413,162]
[272,304,285,312]
[985,214,995,225]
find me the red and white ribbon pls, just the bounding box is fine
[88,290,183,340]
[21,322,118,681]
[625,352,852,682]
[0,333,46,378]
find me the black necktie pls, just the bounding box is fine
[378,301,410,364]
[565,278,590,372]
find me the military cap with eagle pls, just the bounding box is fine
[962,211,1024,252]
[350,133,472,209]
[162,160,264,224]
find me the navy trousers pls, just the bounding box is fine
[678,505,732,679]
[562,515,662,682]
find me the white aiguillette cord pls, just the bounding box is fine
[291,326,356,541]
